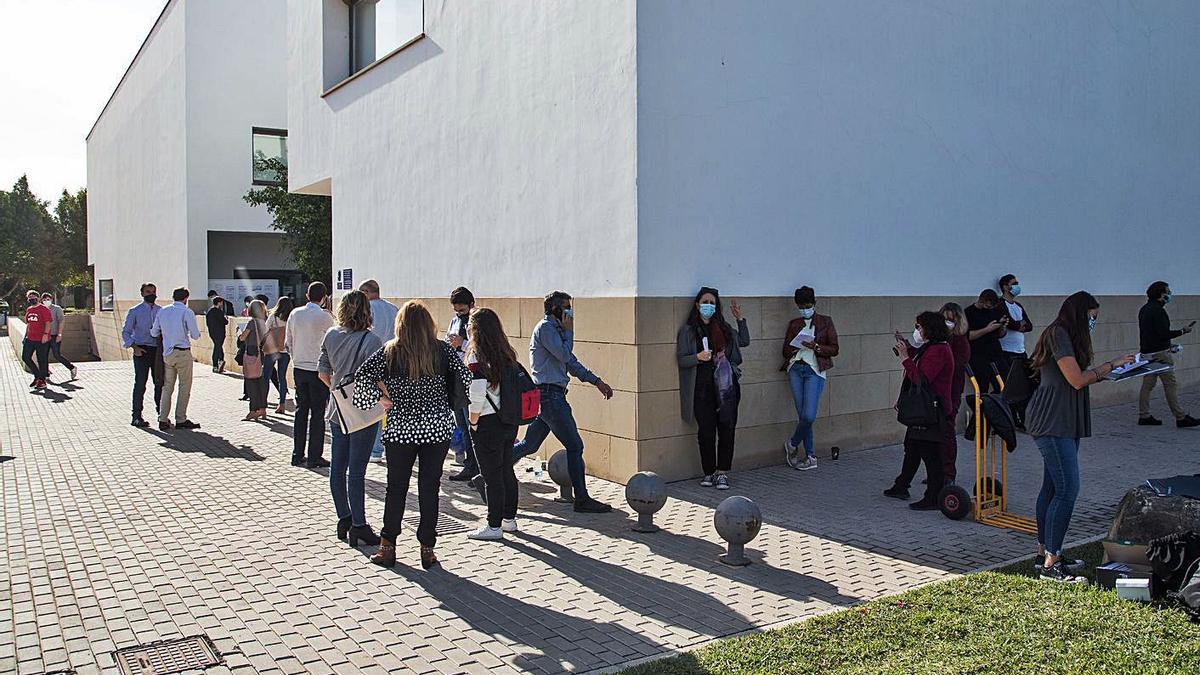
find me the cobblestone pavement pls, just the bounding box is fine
[2,353,1197,674]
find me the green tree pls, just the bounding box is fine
[0,176,55,303]
[243,157,331,285]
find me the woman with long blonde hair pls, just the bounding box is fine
[238,299,270,421]
[353,301,471,569]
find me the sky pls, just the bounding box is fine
[0,0,166,199]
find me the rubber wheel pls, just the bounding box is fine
[939,485,972,520]
[973,477,1004,498]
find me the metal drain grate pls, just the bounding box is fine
[114,636,221,675]
[403,514,470,536]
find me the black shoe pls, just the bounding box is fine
[1138,415,1164,426]
[291,457,306,467]
[468,475,487,501]
[239,395,250,401]
[307,458,331,469]
[448,471,472,482]
[573,497,613,513]
[1034,556,1085,573]
[347,525,381,547]
[159,420,173,431]
[1177,415,1200,428]
[336,516,351,541]
[131,417,149,428]
[1039,561,1088,584]
[883,486,910,500]
[909,498,939,511]
[175,420,201,430]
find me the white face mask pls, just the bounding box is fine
[42,300,51,307]
[945,320,954,330]
[911,328,926,347]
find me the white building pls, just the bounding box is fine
[289,0,1200,482]
[87,0,296,359]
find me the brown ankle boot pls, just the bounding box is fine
[420,545,439,570]
[370,538,396,568]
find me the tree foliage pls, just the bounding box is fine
[243,157,332,286]
[0,176,89,305]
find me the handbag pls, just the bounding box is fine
[262,317,286,355]
[242,320,264,379]
[896,349,941,428]
[331,332,386,434]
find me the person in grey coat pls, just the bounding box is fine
[676,287,749,490]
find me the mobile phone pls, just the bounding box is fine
[1189,321,1197,328]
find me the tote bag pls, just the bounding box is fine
[262,316,287,355]
[331,332,386,434]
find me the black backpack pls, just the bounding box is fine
[486,362,540,426]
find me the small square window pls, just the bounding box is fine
[99,279,114,312]
[252,128,288,186]
[349,0,423,74]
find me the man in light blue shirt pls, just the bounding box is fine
[150,287,201,431]
[513,291,615,514]
[121,283,162,427]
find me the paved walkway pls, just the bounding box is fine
[2,353,1197,674]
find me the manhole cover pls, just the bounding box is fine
[404,514,470,536]
[113,636,221,675]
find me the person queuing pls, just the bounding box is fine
[239,300,270,421]
[997,274,1033,427]
[1137,281,1199,428]
[884,312,954,509]
[676,287,750,490]
[150,287,202,431]
[40,293,78,381]
[1025,292,1134,582]
[465,308,523,541]
[360,279,398,464]
[964,289,1007,437]
[780,286,838,472]
[264,297,293,414]
[512,291,616,514]
[353,301,472,570]
[940,302,971,484]
[21,290,52,390]
[286,282,335,468]
[206,296,228,373]
[240,296,253,317]
[445,287,479,481]
[122,283,163,427]
[319,290,384,548]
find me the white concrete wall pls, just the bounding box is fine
[289,0,639,298]
[635,0,1200,298]
[285,0,338,195]
[87,0,189,302]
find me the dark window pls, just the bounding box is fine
[99,279,114,312]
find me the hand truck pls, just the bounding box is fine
[964,364,1037,533]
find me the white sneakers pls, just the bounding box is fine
[796,457,818,471]
[70,366,79,379]
[501,518,518,533]
[469,519,518,541]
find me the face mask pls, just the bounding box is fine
[28,297,38,306]
[945,320,955,330]
[1009,284,1022,297]
[562,308,574,320]
[911,328,926,347]
[144,294,157,304]
[1088,316,1097,332]
[1164,291,1173,304]
[42,300,51,307]
[698,303,717,320]
[799,307,814,319]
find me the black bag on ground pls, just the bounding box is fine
[980,393,1018,451]
[1148,531,1200,593]
[1003,356,1038,405]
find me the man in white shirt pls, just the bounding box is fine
[446,287,479,483]
[151,287,202,431]
[359,279,398,464]
[286,281,335,467]
[998,273,1033,427]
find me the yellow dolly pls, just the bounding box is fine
[967,365,1037,534]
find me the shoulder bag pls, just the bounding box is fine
[896,350,941,429]
[262,316,287,355]
[331,332,387,434]
[242,320,264,379]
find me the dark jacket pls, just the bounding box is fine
[677,317,750,424]
[1139,300,1183,354]
[205,307,228,339]
[902,341,954,415]
[781,314,840,373]
[948,333,971,412]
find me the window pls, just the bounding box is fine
[349,0,423,74]
[99,279,114,312]
[251,128,288,186]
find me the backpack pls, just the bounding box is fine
[486,362,540,426]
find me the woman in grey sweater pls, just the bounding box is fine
[677,287,750,490]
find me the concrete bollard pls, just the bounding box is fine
[547,449,575,503]
[625,471,667,533]
[714,495,762,566]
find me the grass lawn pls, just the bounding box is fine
[623,542,1199,674]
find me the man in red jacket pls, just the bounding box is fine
[22,290,53,389]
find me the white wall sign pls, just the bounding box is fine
[209,279,281,307]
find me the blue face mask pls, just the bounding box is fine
[1164,291,1173,304]
[1009,284,1022,297]
[799,307,815,319]
[698,303,717,320]
[562,308,574,320]
[1088,316,1097,332]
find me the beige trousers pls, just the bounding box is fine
[159,348,195,423]
[1138,350,1185,420]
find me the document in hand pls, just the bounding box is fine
[790,329,815,349]
[1105,359,1172,382]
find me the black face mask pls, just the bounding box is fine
[28,298,38,306]
[144,294,157,304]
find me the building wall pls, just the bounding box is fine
[635,0,1200,298]
[87,0,190,304]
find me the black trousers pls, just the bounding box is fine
[894,433,945,502]
[21,339,50,380]
[211,337,225,367]
[48,337,75,371]
[132,346,162,419]
[694,371,737,475]
[293,368,329,462]
[474,415,519,527]
[380,441,448,547]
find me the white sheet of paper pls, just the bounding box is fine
[702,337,710,353]
[790,330,815,349]
[1112,354,1150,376]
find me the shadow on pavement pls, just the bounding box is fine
[140,428,266,461]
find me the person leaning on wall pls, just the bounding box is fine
[1137,280,1198,428]
[780,286,838,472]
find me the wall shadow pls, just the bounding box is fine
[141,428,266,462]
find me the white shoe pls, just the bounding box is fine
[797,457,818,471]
[501,518,518,533]
[468,525,504,541]
[700,474,716,488]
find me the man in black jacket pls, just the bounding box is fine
[205,296,228,373]
[1138,281,1197,428]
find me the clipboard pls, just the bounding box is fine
[1105,361,1173,382]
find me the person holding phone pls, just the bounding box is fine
[964,289,1007,437]
[1025,292,1135,582]
[1137,281,1199,428]
[998,274,1034,426]
[677,287,750,490]
[780,286,838,471]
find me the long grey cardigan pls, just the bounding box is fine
[677,318,751,424]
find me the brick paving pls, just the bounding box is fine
[1,352,1198,674]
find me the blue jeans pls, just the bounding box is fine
[787,362,825,456]
[370,423,385,460]
[329,421,380,527]
[1034,435,1081,556]
[513,385,588,499]
[268,352,290,404]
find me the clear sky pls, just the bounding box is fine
[0,0,166,199]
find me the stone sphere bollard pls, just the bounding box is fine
[714,495,762,566]
[625,471,667,533]
[547,449,575,503]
